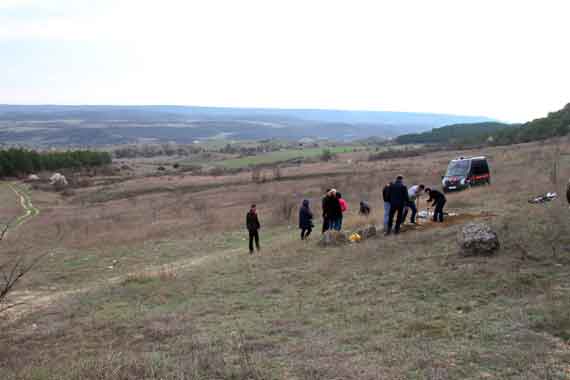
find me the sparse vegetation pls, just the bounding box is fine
[1,138,570,379]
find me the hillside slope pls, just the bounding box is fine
[396,122,514,145]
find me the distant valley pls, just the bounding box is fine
[0,105,494,147]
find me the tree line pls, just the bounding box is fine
[396,122,513,145]
[0,148,112,178]
[396,103,570,146]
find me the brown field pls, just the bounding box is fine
[1,138,570,379]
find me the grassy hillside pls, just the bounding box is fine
[1,139,570,379]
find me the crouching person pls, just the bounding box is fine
[246,204,261,254]
[425,188,446,222]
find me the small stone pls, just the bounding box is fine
[356,225,377,239]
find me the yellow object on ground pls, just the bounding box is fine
[349,233,361,242]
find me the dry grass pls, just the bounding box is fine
[2,138,570,379]
[122,266,178,285]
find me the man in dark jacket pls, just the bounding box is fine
[425,188,446,222]
[325,189,343,231]
[299,199,314,240]
[246,204,261,254]
[386,176,408,235]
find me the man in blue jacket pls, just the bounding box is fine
[386,176,408,235]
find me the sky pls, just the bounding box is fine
[0,0,569,122]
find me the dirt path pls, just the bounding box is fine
[4,183,39,231]
[4,247,241,322]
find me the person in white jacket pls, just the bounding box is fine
[403,184,425,224]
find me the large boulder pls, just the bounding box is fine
[457,223,500,257]
[356,225,377,239]
[318,231,348,247]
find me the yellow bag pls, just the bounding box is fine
[349,232,361,242]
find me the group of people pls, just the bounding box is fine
[245,175,447,253]
[382,175,447,235]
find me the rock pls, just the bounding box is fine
[318,231,348,247]
[49,173,68,187]
[356,225,377,239]
[457,223,500,256]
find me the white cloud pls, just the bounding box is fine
[0,0,569,121]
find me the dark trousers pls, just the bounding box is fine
[322,217,330,233]
[403,200,418,223]
[248,229,260,253]
[301,227,312,240]
[433,199,446,222]
[388,205,404,233]
[330,216,342,231]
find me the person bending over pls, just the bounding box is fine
[425,188,446,223]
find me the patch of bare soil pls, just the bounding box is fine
[400,211,496,233]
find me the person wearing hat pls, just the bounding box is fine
[246,204,261,254]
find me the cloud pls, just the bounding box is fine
[0,0,569,121]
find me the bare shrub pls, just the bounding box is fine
[272,165,282,180]
[0,221,46,313]
[251,167,262,183]
[280,197,296,223]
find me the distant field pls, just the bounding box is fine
[212,144,426,168]
[203,146,357,168]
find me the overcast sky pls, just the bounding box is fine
[1,0,569,122]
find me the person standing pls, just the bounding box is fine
[299,199,314,240]
[382,182,392,232]
[336,192,348,230]
[246,204,261,254]
[321,189,331,233]
[403,184,425,224]
[425,188,447,222]
[325,189,343,231]
[386,176,408,235]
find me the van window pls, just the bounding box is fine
[446,160,470,176]
[471,160,488,175]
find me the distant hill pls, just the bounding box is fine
[396,122,515,145]
[0,105,494,147]
[493,103,570,145]
[396,103,570,147]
